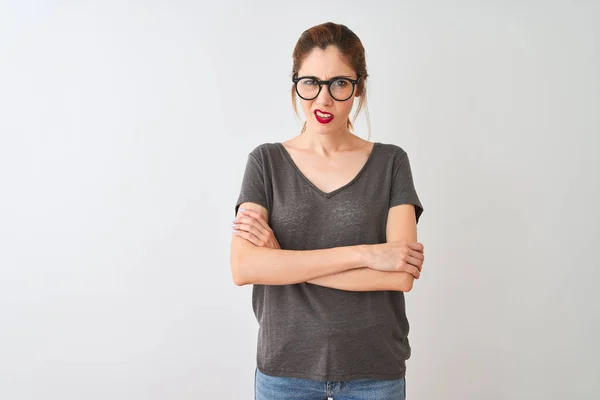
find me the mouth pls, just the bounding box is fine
[314,109,334,124]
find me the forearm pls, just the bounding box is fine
[232,243,367,286]
[307,268,413,292]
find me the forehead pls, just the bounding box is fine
[298,45,355,78]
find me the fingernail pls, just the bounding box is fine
[239,208,246,211]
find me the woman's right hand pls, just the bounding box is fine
[365,241,425,278]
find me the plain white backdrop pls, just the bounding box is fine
[1,1,598,399]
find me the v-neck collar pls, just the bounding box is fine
[276,142,380,199]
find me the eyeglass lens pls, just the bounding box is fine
[296,78,354,101]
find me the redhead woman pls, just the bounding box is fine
[230,22,425,400]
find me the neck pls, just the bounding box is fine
[298,125,358,155]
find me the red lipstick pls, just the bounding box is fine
[314,109,334,124]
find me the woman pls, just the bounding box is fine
[230,22,425,400]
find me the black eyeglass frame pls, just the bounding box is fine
[292,74,362,101]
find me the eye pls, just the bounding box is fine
[301,78,317,86]
[333,79,348,87]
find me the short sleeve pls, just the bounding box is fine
[234,152,270,217]
[390,150,424,223]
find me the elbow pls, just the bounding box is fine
[231,267,246,286]
[398,274,414,292]
[231,267,248,287]
[233,275,247,287]
[230,254,249,286]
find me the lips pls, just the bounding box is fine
[314,109,334,124]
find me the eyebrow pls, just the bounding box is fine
[298,74,354,79]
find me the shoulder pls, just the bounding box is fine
[248,142,280,161]
[375,142,409,165]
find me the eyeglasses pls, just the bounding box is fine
[292,74,361,101]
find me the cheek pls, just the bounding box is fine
[300,101,313,117]
[337,102,354,119]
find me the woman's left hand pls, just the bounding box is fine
[233,209,281,249]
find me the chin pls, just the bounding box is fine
[312,121,341,131]
[314,125,334,134]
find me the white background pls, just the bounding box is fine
[1,1,598,399]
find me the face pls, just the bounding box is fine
[296,45,359,135]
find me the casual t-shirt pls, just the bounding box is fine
[234,141,424,382]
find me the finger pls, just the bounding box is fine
[233,216,269,236]
[406,255,423,272]
[238,208,262,219]
[234,222,266,241]
[234,214,279,249]
[408,249,425,261]
[234,215,270,233]
[408,242,424,253]
[233,215,256,225]
[232,229,263,246]
[239,210,274,233]
[237,217,275,245]
[403,264,420,279]
[239,209,268,225]
[236,221,273,247]
[412,265,421,279]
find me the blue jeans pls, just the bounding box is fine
[255,367,406,400]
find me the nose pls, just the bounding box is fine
[315,83,334,105]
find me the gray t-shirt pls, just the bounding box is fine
[234,141,424,382]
